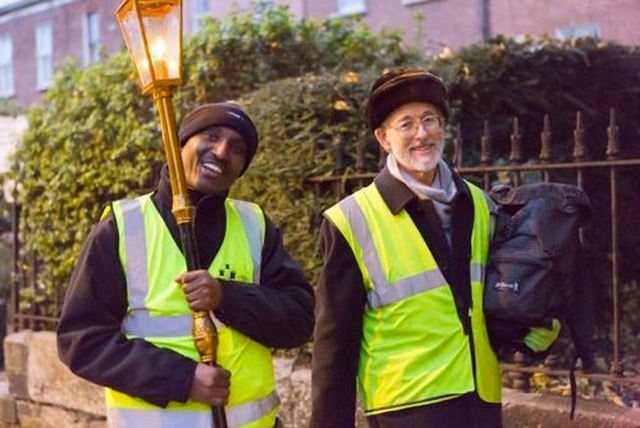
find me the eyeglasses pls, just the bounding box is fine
[387,115,443,138]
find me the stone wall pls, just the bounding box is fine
[1,330,640,428]
[0,330,323,428]
[1,331,105,428]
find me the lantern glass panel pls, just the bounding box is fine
[118,5,153,88]
[140,1,181,81]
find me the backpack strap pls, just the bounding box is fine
[569,355,579,420]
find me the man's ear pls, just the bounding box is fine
[374,127,391,153]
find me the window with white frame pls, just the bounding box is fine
[0,36,14,98]
[191,0,210,33]
[35,22,53,90]
[336,0,366,15]
[82,12,101,66]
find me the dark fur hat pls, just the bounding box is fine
[364,67,449,130]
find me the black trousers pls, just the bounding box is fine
[367,393,502,428]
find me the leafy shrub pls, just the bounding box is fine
[428,36,640,162]
[15,54,162,292]
[11,7,418,311]
[175,5,419,116]
[234,72,377,279]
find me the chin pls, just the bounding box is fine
[193,183,222,196]
[411,157,440,173]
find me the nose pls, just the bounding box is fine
[415,122,430,138]
[210,137,232,160]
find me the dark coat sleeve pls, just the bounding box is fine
[214,214,315,349]
[310,217,366,428]
[56,215,197,408]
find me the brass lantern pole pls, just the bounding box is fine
[114,1,227,427]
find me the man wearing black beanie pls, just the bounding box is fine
[58,102,314,427]
[178,102,259,175]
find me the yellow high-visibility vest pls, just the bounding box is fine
[106,194,279,428]
[324,181,501,416]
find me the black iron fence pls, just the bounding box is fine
[8,206,62,331]
[7,108,640,405]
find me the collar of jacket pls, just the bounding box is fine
[149,166,229,267]
[373,164,472,215]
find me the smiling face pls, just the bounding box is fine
[181,125,247,195]
[374,101,445,185]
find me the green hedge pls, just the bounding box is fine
[428,36,640,162]
[233,72,377,279]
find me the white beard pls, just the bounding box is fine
[391,139,444,175]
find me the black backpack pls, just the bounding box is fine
[484,183,595,417]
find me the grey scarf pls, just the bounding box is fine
[387,155,457,245]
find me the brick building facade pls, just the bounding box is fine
[0,0,122,107]
[0,0,638,109]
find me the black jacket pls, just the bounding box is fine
[57,168,314,407]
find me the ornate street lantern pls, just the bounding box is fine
[115,0,182,93]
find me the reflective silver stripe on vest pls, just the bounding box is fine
[231,200,262,284]
[226,390,280,427]
[338,196,447,309]
[123,311,226,337]
[339,196,488,309]
[123,311,193,337]
[470,262,484,284]
[119,198,159,336]
[107,407,211,428]
[107,391,279,428]
[119,199,148,312]
[370,262,484,309]
[119,198,193,337]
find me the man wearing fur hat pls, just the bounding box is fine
[57,102,314,428]
[311,68,503,427]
